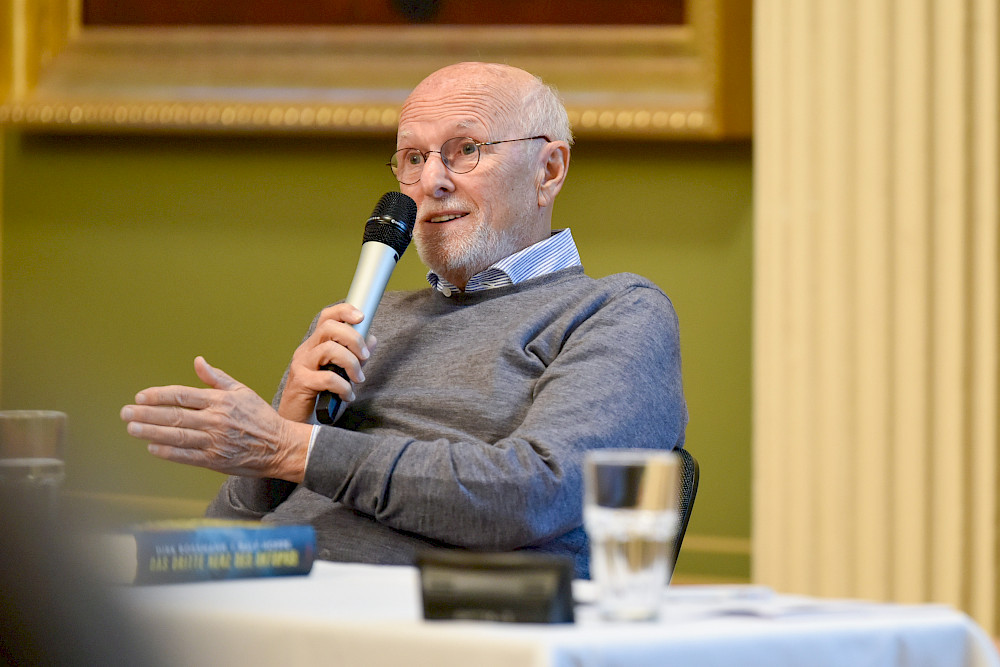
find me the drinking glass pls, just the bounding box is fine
[0,410,67,522]
[584,448,679,621]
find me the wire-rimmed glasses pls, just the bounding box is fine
[388,136,550,184]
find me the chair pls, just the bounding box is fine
[670,448,700,578]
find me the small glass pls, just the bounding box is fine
[584,448,679,621]
[0,410,67,522]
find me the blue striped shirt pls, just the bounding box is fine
[428,228,582,296]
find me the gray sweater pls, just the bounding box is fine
[207,267,687,578]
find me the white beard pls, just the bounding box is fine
[414,216,523,287]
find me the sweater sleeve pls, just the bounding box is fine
[297,284,687,550]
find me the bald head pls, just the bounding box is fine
[400,62,573,145]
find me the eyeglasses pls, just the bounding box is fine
[388,135,550,184]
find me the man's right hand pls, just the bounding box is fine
[277,304,375,423]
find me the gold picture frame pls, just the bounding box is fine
[0,0,750,139]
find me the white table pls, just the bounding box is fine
[113,561,1000,667]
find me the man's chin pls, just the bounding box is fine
[421,255,475,283]
[415,244,460,280]
[415,232,468,271]
[414,222,519,285]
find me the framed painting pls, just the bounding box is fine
[0,0,750,139]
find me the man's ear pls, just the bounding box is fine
[536,141,571,208]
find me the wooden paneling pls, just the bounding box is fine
[82,0,685,26]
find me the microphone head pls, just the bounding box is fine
[364,192,417,258]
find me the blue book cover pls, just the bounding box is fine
[95,519,316,585]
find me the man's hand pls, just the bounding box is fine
[120,356,313,483]
[277,303,375,423]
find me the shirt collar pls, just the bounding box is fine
[427,228,582,297]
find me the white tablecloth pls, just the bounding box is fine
[113,561,1000,667]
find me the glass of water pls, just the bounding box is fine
[584,448,680,621]
[0,411,67,523]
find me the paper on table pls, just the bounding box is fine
[573,582,770,607]
[575,582,947,620]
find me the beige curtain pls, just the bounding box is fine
[753,0,999,634]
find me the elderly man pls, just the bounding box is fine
[121,62,687,578]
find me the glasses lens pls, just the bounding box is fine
[442,138,480,174]
[390,148,423,184]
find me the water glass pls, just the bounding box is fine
[0,410,67,522]
[584,448,679,621]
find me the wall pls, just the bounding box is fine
[1,131,752,581]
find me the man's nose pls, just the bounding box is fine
[420,153,454,196]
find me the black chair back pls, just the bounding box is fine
[671,448,700,579]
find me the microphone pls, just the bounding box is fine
[314,192,417,424]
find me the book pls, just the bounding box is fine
[88,519,316,585]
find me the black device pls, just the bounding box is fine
[417,549,575,624]
[315,192,417,424]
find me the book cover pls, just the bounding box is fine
[90,519,316,585]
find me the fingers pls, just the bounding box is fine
[276,367,351,422]
[320,302,366,326]
[129,357,239,408]
[364,335,378,363]
[193,356,240,390]
[309,341,366,384]
[132,385,215,410]
[310,326,370,379]
[312,305,371,367]
[121,402,217,442]
[121,394,227,451]
[300,363,356,401]
[123,416,213,451]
